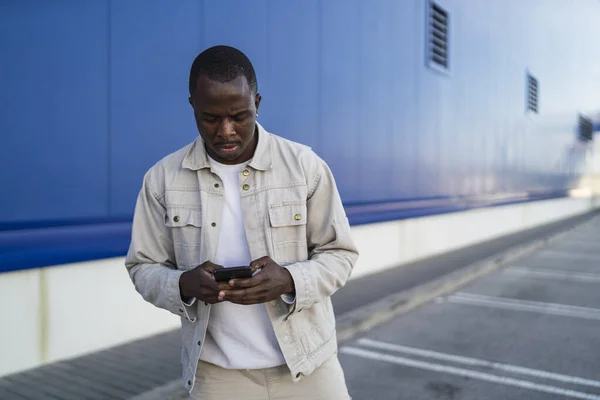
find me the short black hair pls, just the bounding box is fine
[189,45,258,96]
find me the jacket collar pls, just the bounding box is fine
[182,122,272,171]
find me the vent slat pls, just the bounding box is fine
[432,37,447,50]
[432,57,447,67]
[432,4,447,17]
[432,49,446,62]
[579,115,593,141]
[432,30,446,42]
[432,20,447,33]
[432,13,447,25]
[527,73,538,113]
[429,2,449,70]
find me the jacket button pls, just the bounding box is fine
[214,183,219,188]
[242,184,250,191]
[178,308,183,313]
[211,222,216,227]
[197,340,202,346]
[242,169,250,176]
[173,216,180,223]
[187,380,192,386]
[294,214,302,221]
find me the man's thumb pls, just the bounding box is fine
[250,257,268,272]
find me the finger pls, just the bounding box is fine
[228,275,263,290]
[206,297,223,305]
[222,285,269,303]
[201,269,214,278]
[226,296,265,305]
[249,256,270,272]
[201,269,221,287]
[199,289,222,305]
[224,291,268,305]
[202,262,224,273]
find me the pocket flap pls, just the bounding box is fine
[164,207,202,228]
[268,203,307,228]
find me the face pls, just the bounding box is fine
[189,75,261,165]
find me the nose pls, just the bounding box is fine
[217,118,235,139]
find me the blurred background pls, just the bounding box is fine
[1,0,600,397]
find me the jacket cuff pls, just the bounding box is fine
[281,293,296,305]
[283,263,311,314]
[182,296,197,307]
[167,269,197,322]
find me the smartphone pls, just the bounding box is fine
[213,266,253,282]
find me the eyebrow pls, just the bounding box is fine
[200,110,250,117]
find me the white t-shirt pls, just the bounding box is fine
[199,157,286,369]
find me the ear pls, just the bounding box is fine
[254,93,262,115]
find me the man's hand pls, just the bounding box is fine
[218,256,295,305]
[179,261,229,304]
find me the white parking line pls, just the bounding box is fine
[558,237,600,245]
[553,242,600,251]
[447,292,600,320]
[537,250,600,261]
[551,246,600,255]
[341,347,600,400]
[505,267,600,283]
[356,338,600,388]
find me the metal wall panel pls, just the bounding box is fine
[109,1,203,217]
[318,0,362,202]
[1,0,599,270]
[0,1,109,223]
[263,0,320,150]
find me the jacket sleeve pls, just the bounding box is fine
[125,173,197,322]
[283,156,358,314]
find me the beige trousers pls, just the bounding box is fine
[189,356,351,400]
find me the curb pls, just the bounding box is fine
[130,213,595,400]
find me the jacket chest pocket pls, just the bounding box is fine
[268,202,308,263]
[164,207,202,268]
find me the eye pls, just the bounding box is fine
[202,115,218,123]
[232,113,249,122]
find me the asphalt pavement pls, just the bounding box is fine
[340,215,600,400]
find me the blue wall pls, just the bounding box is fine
[1,0,599,271]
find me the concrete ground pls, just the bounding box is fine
[0,210,597,400]
[340,215,600,400]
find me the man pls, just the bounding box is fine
[125,45,358,399]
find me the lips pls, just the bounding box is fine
[216,143,240,153]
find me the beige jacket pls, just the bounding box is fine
[125,123,358,392]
